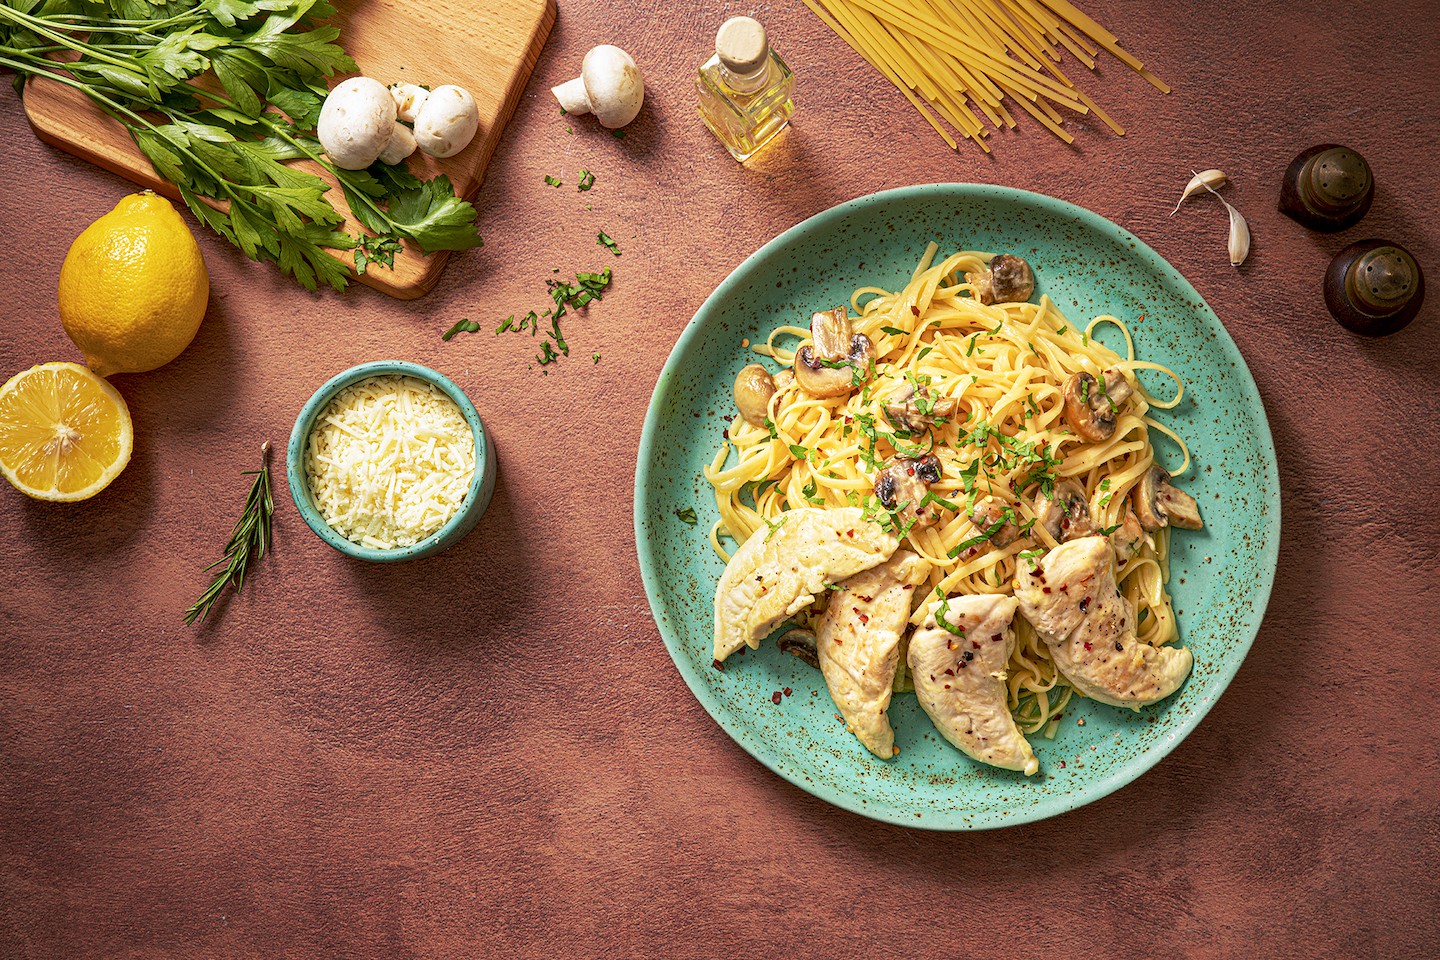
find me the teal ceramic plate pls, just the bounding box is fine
[634,185,1279,830]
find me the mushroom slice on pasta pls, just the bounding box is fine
[910,593,1038,776]
[1014,536,1192,709]
[713,508,899,663]
[816,550,932,759]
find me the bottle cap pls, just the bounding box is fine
[1302,146,1372,214]
[717,17,769,76]
[1345,244,1419,316]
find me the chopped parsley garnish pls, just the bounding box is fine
[354,235,403,275]
[577,170,596,191]
[762,417,779,440]
[788,443,810,460]
[933,588,966,637]
[612,129,627,139]
[1018,548,1045,569]
[947,511,1014,557]
[441,319,481,340]
[1056,325,1067,335]
[763,515,786,542]
[675,507,698,524]
[1098,522,1122,536]
[919,491,961,513]
[916,346,934,362]
[543,175,562,187]
[880,326,909,337]
[801,479,826,506]
[597,230,621,256]
[592,353,601,364]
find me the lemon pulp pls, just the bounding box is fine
[0,362,134,501]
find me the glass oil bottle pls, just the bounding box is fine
[696,16,794,162]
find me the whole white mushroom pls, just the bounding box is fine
[551,45,644,129]
[413,85,479,159]
[317,77,396,170]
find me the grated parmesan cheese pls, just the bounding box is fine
[305,375,476,549]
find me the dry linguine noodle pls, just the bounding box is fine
[703,244,1190,734]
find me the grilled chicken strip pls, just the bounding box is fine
[909,593,1038,775]
[714,508,900,663]
[1014,536,1192,709]
[816,550,931,759]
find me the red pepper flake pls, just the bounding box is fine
[712,659,724,671]
[911,304,920,316]
[1060,760,1067,768]
[846,529,855,538]
[771,691,782,705]
[907,467,915,476]
[858,613,870,624]
[943,668,955,676]
[971,640,981,650]
[782,687,792,697]
[721,429,729,439]
[1083,641,1092,651]
[1042,586,1052,594]
[990,633,1003,642]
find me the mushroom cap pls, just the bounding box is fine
[580,45,645,128]
[318,77,397,170]
[776,627,819,669]
[1036,478,1095,541]
[733,363,777,427]
[413,85,480,159]
[1063,371,1117,442]
[969,496,1019,547]
[988,254,1035,303]
[388,82,430,124]
[1132,466,1172,532]
[793,308,874,398]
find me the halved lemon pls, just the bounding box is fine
[0,362,133,502]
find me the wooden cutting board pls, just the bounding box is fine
[22,0,555,300]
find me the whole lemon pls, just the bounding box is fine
[59,191,209,377]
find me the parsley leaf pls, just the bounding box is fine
[577,169,596,191]
[675,507,698,524]
[544,175,562,187]
[597,230,621,256]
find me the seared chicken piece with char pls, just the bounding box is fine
[1014,536,1191,709]
[713,508,899,662]
[816,550,931,759]
[910,593,1038,775]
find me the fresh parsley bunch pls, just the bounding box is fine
[0,0,483,291]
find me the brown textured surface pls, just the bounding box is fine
[2,1,1438,957]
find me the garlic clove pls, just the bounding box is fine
[1170,168,1228,217]
[1201,181,1250,267]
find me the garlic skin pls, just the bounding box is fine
[389,82,430,124]
[1201,181,1250,267]
[1171,169,1228,217]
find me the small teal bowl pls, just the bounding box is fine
[287,360,497,562]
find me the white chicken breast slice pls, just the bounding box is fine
[909,593,1038,776]
[1014,536,1192,709]
[816,550,932,759]
[713,508,900,662]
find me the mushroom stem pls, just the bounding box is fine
[552,77,592,115]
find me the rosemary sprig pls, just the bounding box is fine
[185,441,275,626]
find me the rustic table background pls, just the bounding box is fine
[3,1,1438,957]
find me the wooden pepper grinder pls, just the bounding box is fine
[1323,240,1425,336]
[1278,144,1375,231]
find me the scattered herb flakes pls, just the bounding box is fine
[441,318,481,341]
[676,507,698,524]
[354,234,403,275]
[536,341,560,365]
[544,175,562,187]
[597,230,621,256]
[880,325,909,337]
[577,170,596,191]
[612,129,627,139]
[592,353,601,364]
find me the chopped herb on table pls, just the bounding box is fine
[0,1,483,292]
[597,230,621,256]
[577,170,596,191]
[544,175,562,187]
[184,442,274,626]
[675,507,698,524]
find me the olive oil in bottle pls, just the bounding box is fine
[696,16,794,162]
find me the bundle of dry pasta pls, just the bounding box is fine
[800,0,1168,152]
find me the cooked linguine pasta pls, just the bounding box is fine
[703,245,1190,735]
